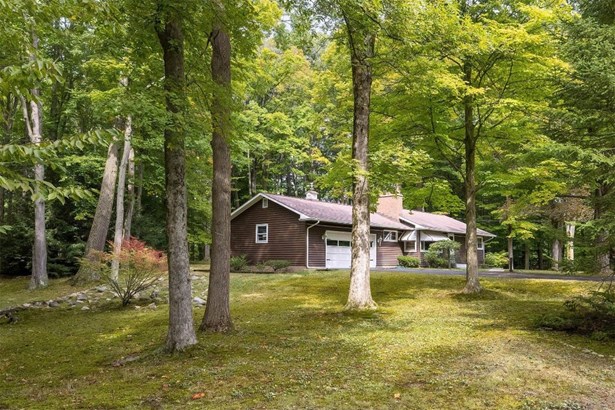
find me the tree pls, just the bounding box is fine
[155,2,197,352]
[201,1,233,333]
[340,2,378,310]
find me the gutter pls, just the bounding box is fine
[306,220,320,269]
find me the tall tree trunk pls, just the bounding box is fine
[551,238,561,271]
[565,222,575,262]
[462,58,481,293]
[201,13,233,333]
[21,34,47,289]
[507,225,514,272]
[123,148,136,239]
[524,242,530,270]
[111,115,132,280]
[74,141,119,283]
[538,239,544,270]
[156,8,197,352]
[594,184,613,274]
[135,162,144,218]
[344,14,376,310]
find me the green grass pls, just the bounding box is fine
[0,276,91,310]
[1,270,614,409]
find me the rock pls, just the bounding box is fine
[81,306,90,311]
[22,303,31,308]
[95,285,108,293]
[49,301,60,308]
[77,293,88,301]
[134,305,142,310]
[76,300,85,304]
[193,297,206,305]
[147,303,157,310]
[150,290,159,300]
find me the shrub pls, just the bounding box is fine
[230,255,248,272]
[425,240,460,268]
[81,237,166,306]
[265,259,292,272]
[484,252,508,269]
[539,285,615,340]
[397,255,420,268]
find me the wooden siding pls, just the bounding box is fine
[374,229,404,267]
[231,199,306,265]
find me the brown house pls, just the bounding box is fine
[230,191,495,269]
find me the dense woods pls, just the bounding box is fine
[1,0,614,338]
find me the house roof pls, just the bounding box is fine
[231,193,409,230]
[231,193,496,237]
[399,209,495,237]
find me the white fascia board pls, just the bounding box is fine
[399,217,426,230]
[231,193,310,221]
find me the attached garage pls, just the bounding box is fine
[325,230,376,269]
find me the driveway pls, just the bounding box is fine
[379,267,610,282]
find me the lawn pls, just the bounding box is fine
[1,270,614,409]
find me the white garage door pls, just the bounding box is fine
[325,231,376,269]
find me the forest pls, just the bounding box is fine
[1,0,615,408]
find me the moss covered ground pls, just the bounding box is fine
[1,269,614,409]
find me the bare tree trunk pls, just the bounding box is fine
[111,115,132,280]
[123,148,136,239]
[201,13,233,333]
[21,34,47,289]
[565,223,575,262]
[594,184,613,274]
[507,225,514,272]
[462,58,481,294]
[0,188,4,224]
[135,162,144,218]
[538,240,544,270]
[524,242,530,270]
[74,141,119,283]
[343,14,376,310]
[156,9,197,352]
[551,239,561,271]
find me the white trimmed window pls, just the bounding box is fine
[383,230,398,242]
[256,224,268,243]
[262,198,268,208]
[420,241,434,252]
[404,240,417,252]
[477,237,484,250]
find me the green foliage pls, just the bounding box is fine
[423,240,460,268]
[397,255,420,268]
[230,255,248,272]
[484,252,509,269]
[265,259,292,272]
[541,285,615,340]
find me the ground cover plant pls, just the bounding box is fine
[1,270,614,409]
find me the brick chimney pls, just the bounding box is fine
[377,193,403,221]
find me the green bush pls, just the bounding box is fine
[230,255,248,272]
[424,251,448,268]
[265,259,292,272]
[397,255,420,268]
[539,287,615,340]
[484,252,508,268]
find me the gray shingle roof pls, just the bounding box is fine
[399,209,495,237]
[264,194,409,230]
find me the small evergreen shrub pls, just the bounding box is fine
[484,252,508,269]
[265,259,292,272]
[230,255,248,272]
[539,284,615,340]
[424,251,448,268]
[424,240,460,268]
[397,255,420,268]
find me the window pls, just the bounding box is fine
[477,237,484,250]
[262,198,268,208]
[255,224,268,243]
[420,241,434,252]
[383,230,398,242]
[404,240,416,252]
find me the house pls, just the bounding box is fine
[230,191,496,269]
